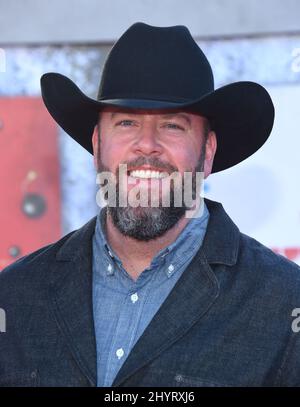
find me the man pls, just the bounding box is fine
[1,22,300,387]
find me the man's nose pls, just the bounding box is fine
[133,122,162,155]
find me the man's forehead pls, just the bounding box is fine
[99,106,205,121]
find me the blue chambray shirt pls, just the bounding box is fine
[92,203,209,387]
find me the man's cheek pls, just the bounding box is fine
[99,148,114,169]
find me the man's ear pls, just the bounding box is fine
[92,125,99,169]
[204,131,217,178]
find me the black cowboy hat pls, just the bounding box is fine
[40,22,275,173]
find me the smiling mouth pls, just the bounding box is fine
[128,169,170,179]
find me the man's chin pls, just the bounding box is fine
[107,205,186,241]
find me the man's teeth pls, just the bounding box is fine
[129,169,169,179]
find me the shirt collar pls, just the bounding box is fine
[94,202,209,278]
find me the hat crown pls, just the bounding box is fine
[98,22,214,103]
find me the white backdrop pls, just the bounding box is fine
[206,85,300,265]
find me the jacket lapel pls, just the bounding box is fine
[48,217,98,386]
[112,199,240,387]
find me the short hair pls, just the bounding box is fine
[203,117,211,142]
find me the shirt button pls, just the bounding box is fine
[107,263,114,275]
[108,250,114,258]
[116,348,124,359]
[174,374,183,383]
[131,293,139,303]
[167,264,174,276]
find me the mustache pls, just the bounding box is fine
[116,156,178,175]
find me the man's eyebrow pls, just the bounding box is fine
[110,111,137,120]
[160,113,191,126]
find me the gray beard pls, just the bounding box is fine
[97,152,205,241]
[107,186,187,241]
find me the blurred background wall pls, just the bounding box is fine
[0,0,299,267]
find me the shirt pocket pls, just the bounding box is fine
[133,367,230,387]
[0,369,39,387]
[174,373,231,387]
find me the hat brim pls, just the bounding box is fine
[40,73,274,173]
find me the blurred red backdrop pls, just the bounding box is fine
[0,97,61,270]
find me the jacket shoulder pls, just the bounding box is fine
[0,230,76,287]
[238,231,300,285]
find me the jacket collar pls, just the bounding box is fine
[202,198,240,266]
[50,199,240,386]
[49,217,98,386]
[56,198,240,266]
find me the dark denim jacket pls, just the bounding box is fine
[1,199,300,387]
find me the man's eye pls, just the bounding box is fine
[117,120,134,127]
[164,123,184,130]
